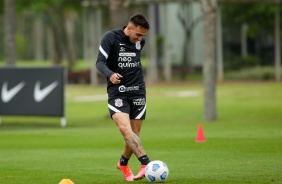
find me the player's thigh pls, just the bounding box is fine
[112,112,132,135]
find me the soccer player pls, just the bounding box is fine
[96,13,151,181]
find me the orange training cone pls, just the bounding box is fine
[59,179,74,184]
[195,124,205,142]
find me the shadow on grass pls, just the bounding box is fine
[0,116,67,130]
[0,115,110,131]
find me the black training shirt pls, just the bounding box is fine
[96,27,146,95]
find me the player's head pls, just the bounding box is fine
[125,13,150,44]
[129,13,150,30]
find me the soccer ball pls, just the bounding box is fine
[145,160,169,182]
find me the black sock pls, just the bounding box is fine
[138,155,150,165]
[120,155,129,166]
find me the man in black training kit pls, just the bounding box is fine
[96,13,151,181]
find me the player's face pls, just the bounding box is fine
[128,25,148,44]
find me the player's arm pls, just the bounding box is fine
[96,32,115,78]
[96,32,123,84]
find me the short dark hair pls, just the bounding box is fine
[129,13,150,30]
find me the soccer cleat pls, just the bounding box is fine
[133,165,147,180]
[117,161,134,181]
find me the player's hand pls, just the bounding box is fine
[110,73,123,84]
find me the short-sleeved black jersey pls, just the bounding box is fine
[96,27,146,95]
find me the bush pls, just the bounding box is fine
[225,54,261,70]
[225,66,277,80]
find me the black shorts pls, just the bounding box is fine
[108,93,146,120]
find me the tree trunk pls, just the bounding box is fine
[34,17,44,61]
[274,0,281,82]
[200,0,217,121]
[162,4,172,82]
[241,23,248,58]
[63,11,77,70]
[4,0,16,66]
[216,6,224,82]
[147,4,158,84]
[177,4,190,80]
[90,7,102,86]
[48,7,63,65]
[109,0,128,29]
[50,21,62,65]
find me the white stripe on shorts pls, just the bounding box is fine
[135,105,146,119]
[108,104,121,113]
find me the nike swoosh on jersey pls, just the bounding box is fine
[34,81,58,102]
[119,43,126,45]
[1,82,25,103]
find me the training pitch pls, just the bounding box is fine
[0,82,281,184]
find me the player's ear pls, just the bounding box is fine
[127,25,131,31]
[126,25,131,33]
[128,23,136,30]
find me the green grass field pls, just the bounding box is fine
[0,82,281,184]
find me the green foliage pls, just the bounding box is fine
[0,83,281,183]
[156,34,164,57]
[16,0,83,13]
[0,0,3,15]
[224,54,261,70]
[15,33,27,58]
[222,3,276,38]
[225,66,277,81]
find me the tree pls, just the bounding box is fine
[177,2,202,80]
[222,2,281,81]
[4,0,16,66]
[33,16,44,61]
[84,2,103,85]
[16,0,81,69]
[200,0,217,121]
[274,0,281,81]
[62,9,77,69]
[108,0,129,29]
[147,3,159,84]
[216,6,224,82]
[162,3,171,82]
[222,3,274,59]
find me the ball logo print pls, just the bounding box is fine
[152,164,160,172]
[147,174,156,182]
[145,160,169,182]
[160,170,168,180]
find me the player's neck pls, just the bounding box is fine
[123,26,129,36]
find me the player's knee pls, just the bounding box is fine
[132,128,141,136]
[118,124,131,136]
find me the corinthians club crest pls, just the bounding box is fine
[115,98,123,107]
[135,41,141,50]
